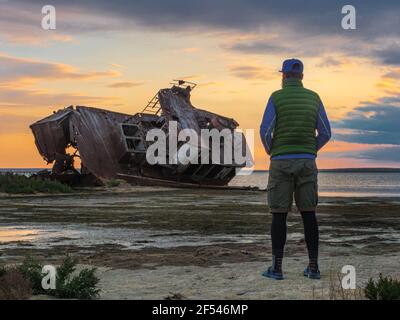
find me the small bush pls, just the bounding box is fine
[0,266,32,300]
[17,256,46,295]
[0,266,6,278]
[55,267,100,300]
[365,274,400,300]
[106,179,122,188]
[0,173,72,194]
[17,256,100,300]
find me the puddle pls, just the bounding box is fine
[0,227,41,243]
[0,224,267,251]
[0,191,399,257]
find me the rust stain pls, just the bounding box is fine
[30,81,250,187]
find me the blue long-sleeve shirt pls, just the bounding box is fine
[260,96,331,159]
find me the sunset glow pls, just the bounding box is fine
[1,1,399,170]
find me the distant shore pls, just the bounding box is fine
[254,168,400,173]
[2,167,400,174]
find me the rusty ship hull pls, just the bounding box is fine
[30,83,249,187]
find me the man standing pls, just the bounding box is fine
[260,59,331,280]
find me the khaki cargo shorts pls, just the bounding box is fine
[267,159,318,213]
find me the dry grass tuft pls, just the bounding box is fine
[0,268,32,300]
[327,270,364,300]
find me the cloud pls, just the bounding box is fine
[228,64,276,81]
[225,40,287,55]
[382,69,400,81]
[0,2,74,45]
[0,53,122,111]
[355,146,400,162]
[1,1,400,67]
[177,75,203,80]
[107,81,144,88]
[334,104,400,145]
[0,86,119,109]
[327,145,400,163]
[0,54,120,84]
[372,43,400,65]
[334,130,399,145]
[182,47,201,53]
[316,57,344,68]
[222,35,355,58]
[197,81,223,88]
[377,96,400,104]
[21,0,397,38]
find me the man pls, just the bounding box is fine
[260,59,331,280]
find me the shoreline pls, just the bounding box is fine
[2,185,400,200]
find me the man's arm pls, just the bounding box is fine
[260,96,276,155]
[316,101,331,151]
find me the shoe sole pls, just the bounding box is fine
[303,273,321,280]
[262,273,284,280]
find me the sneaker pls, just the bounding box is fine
[262,266,284,280]
[303,266,321,279]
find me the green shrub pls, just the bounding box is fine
[0,173,72,194]
[55,267,100,300]
[49,256,100,300]
[17,256,100,300]
[17,256,46,295]
[106,179,122,188]
[365,274,400,300]
[0,266,6,278]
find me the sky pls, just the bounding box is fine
[0,0,400,169]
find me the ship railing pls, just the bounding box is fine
[141,91,161,115]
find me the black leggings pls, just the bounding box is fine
[271,211,319,271]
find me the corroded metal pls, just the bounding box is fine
[30,82,249,187]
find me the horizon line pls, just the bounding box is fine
[1,167,400,171]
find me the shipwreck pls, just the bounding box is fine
[30,81,251,187]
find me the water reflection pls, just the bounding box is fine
[230,172,400,197]
[0,227,40,243]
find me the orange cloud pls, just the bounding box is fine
[182,47,201,53]
[0,53,123,113]
[0,86,119,109]
[228,63,277,81]
[0,54,120,85]
[375,69,400,93]
[197,82,224,88]
[107,81,144,88]
[322,140,376,154]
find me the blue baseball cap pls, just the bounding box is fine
[279,59,304,74]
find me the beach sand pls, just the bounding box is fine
[1,186,399,299]
[95,253,400,300]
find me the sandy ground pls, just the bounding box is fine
[96,253,400,300]
[1,187,400,299]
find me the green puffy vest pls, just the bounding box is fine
[271,78,320,157]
